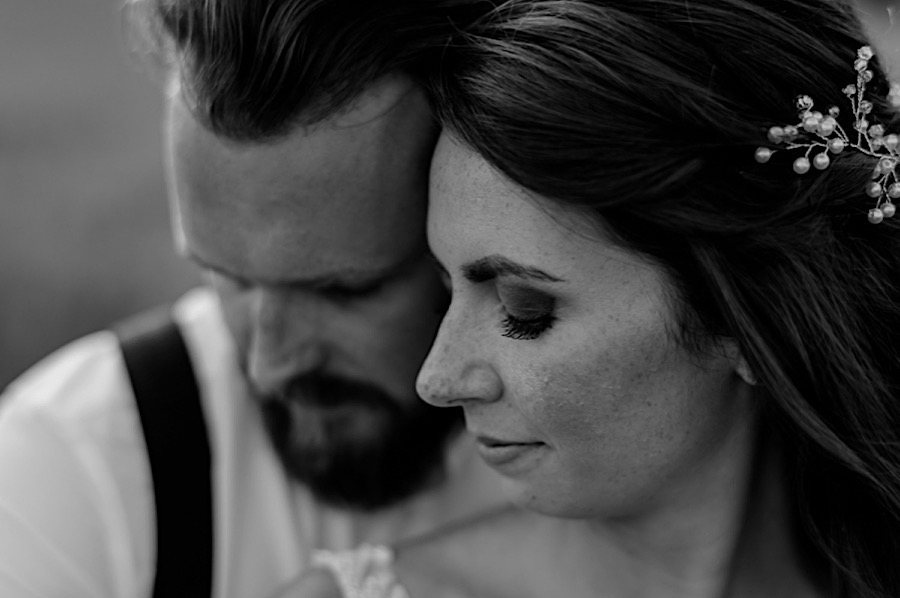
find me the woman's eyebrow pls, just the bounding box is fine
[461,255,565,283]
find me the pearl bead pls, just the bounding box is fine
[783,125,799,141]
[819,119,835,136]
[795,95,814,110]
[883,203,897,218]
[869,208,884,224]
[885,134,900,151]
[793,157,811,174]
[754,147,773,163]
[767,126,784,144]
[803,116,819,132]
[828,138,845,153]
[889,183,900,199]
[867,182,883,198]
[813,153,830,170]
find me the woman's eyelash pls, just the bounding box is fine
[500,312,557,340]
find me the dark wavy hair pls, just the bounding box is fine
[429,1,900,595]
[127,0,490,140]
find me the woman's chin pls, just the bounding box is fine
[499,476,584,519]
[500,475,642,521]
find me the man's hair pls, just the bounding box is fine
[429,0,900,595]
[129,0,488,141]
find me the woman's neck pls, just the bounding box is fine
[548,420,756,598]
[725,431,826,598]
[546,426,821,598]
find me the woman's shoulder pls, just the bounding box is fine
[280,508,570,598]
[395,506,558,598]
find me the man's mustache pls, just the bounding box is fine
[261,373,397,412]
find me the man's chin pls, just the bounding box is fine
[260,398,463,511]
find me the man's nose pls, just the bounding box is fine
[246,288,327,395]
[416,307,502,408]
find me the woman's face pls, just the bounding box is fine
[418,135,755,519]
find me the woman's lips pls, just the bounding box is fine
[475,436,546,473]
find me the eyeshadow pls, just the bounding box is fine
[499,284,556,317]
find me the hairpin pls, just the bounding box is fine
[754,46,899,223]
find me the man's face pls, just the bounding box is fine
[164,76,460,510]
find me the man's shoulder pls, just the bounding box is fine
[0,287,251,598]
[0,286,227,426]
[2,328,128,422]
[0,323,149,597]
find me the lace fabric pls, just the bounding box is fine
[311,544,410,598]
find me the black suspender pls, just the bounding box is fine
[115,308,214,598]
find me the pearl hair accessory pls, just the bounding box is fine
[754,46,899,224]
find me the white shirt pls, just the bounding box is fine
[0,288,505,598]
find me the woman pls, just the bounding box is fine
[280,0,900,596]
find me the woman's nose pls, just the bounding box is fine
[416,309,502,407]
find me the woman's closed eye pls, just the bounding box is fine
[497,284,557,340]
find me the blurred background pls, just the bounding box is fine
[0,0,199,389]
[0,0,898,389]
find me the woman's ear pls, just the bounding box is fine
[735,357,758,386]
[723,339,758,386]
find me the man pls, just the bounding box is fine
[0,1,504,596]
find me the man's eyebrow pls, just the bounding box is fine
[186,250,411,289]
[461,255,565,283]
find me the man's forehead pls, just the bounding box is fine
[175,177,426,277]
[168,92,428,215]
[165,80,433,285]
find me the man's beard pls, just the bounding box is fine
[258,373,463,511]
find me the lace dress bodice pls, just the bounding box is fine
[311,544,410,598]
